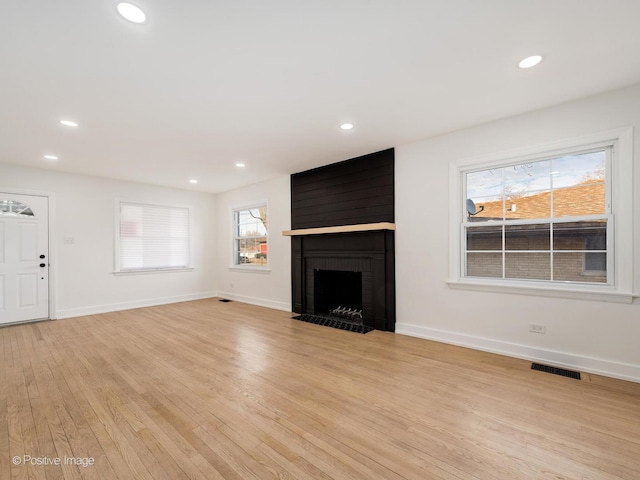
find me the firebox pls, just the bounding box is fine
[314,269,363,321]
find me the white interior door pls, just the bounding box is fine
[0,193,49,325]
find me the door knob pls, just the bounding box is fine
[40,263,46,268]
[40,254,46,259]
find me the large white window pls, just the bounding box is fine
[449,128,634,303]
[464,148,610,283]
[117,201,190,272]
[233,204,268,268]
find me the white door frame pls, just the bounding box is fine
[0,187,57,321]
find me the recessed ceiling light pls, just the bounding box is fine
[235,163,246,168]
[43,155,58,161]
[189,179,198,184]
[340,123,354,130]
[518,55,543,69]
[59,119,78,127]
[117,2,147,23]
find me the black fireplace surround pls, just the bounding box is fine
[290,149,396,332]
[292,231,395,331]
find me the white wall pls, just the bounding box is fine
[0,164,217,318]
[395,83,640,382]
[216,175,291,311]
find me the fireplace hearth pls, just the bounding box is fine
[293,313,374,334]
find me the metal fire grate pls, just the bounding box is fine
[531,363,581,380]
[293,314,374,334]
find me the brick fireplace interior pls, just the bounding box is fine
[285,149,396,331]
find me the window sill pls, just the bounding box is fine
[113,267,194,276]
[447,279,636,304]
[229,266,271,274]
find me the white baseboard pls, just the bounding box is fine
[55,291,217,319]
[216,291,291,312]
[396,322,640,384]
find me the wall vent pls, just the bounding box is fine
[531,363,581,380]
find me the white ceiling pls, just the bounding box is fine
[1,0,640,193]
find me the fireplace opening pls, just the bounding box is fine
[314,269,363,323]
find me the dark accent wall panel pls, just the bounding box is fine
[291,148,394,230]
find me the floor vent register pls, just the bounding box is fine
[531,363,581,380]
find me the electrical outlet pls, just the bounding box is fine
[529,324,546,334]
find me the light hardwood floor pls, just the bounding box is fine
[1,298,639,479]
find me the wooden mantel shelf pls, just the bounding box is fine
[282,222,396,236]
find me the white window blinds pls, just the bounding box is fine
[118,202,190,271]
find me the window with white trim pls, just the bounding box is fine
[464,148,610,284]
[233,205,268,267]
[117,202,190,272]
[450,128,634,302]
